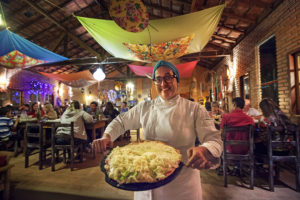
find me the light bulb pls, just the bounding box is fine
[93,68,106,81]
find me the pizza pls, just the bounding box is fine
[104,141,182,184]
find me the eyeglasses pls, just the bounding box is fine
[153,75,176,85]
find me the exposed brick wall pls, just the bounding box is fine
[214,0,300,120]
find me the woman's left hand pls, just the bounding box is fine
[186,146,218,170]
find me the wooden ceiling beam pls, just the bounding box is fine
[144,2,182,16]
[13,0,73,34]
[206,43,228,51]
[50,31,66,52]
[210,41,231,49]
[223,11,256,24]
[172,0,192,7]
[218,24,244,34]
[27,1,97,40]
[23,0,103,59]
[190,0,205,12]
[245,0,272,8]
[212,34,236,43]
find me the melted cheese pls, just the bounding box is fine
[105,141,182,184]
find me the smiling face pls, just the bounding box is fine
[154,66,178,100]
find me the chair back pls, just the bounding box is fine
[51,122,75,146]
[25,122,42,148]
[265,124,300,192]
[266,124,299,159]
[221,124,254,189]
[51,122,83,171]
[26,122,42,136]
[222,125,254,157]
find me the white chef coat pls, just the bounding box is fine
[105,95,222,200]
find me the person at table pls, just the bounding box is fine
[220,97,255,154]
[120,102,129,113]
[210,102,224,130]
[19,104,30,114]
[205,101,212,112]
[243,99,262,120]
[120,102,130,139]
[88,101,101,120]
[27,102,44,118]
[0,106,21,150]
[103,102,119,121]
[92,60,222,200]
[220,97,255,176]
[211,102,224,117]
[259,98,297,142]
[43,103,58,120]
[56,100,93,144]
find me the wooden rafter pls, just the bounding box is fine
[218,24,244,34]
[12,0,73,33]
[23,0,103,59]
[190,0,205,12]
[223,11,256,24]
[50,31,66,52]
[212,34,236,43]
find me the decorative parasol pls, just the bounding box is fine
[109,0,149,33]
[0,29,67,69]
[39,70,97,88]
[128,60,198,78]
[123,34,194,62]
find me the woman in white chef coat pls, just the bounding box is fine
[93,60,223,200]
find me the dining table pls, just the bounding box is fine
[85,118,110,140]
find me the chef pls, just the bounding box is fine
[93,60,223,200]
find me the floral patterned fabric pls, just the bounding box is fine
[109,0,149,33]
[0,50,45,68]
[123,34,195,62]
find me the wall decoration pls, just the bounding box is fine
[108,89,117,103]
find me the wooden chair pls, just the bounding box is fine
[0,152,14,200]
[24,122,50,169]
[265,125,300,192]
[222,125,254,189]
[51,122,84,171]
[0,138,18,157]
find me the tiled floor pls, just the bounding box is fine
[5,135,300,200]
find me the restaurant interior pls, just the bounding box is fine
[0,0,299,199]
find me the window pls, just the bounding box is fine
[240,74,249,99]
[259,36,278,104]
[290,51,300,114]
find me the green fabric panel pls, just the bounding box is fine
[76,5,224,62]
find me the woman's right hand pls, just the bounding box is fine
[92,134,113,153]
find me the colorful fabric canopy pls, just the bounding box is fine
[129,60,198,78]
[76,5,224,62]
[0,29,67,68]
[109,0,149,32]
[40,70,97,88]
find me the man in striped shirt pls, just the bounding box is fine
[0,106,19,142]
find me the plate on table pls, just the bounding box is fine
[100,150,184,191]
